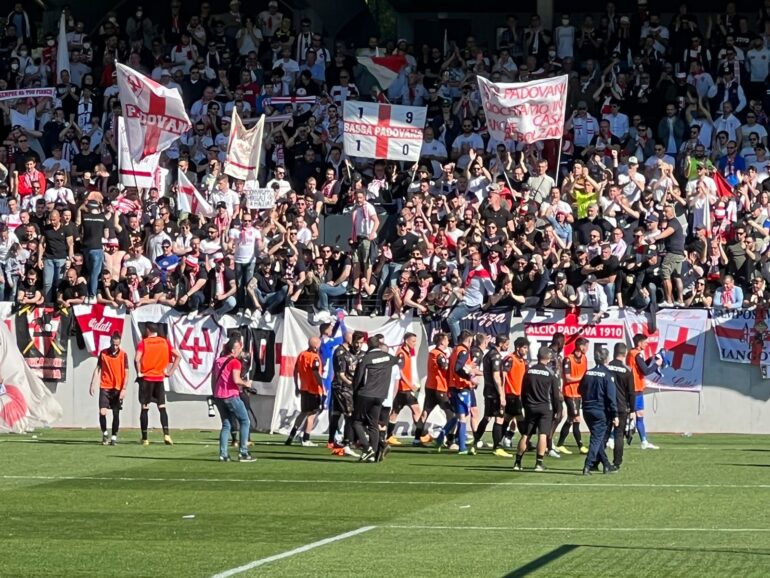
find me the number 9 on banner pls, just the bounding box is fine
[343,101,427,162]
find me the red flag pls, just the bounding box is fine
[357,55,407,89]
[713,170,734,199]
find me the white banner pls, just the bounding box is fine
[0,320,63,433]
[117,117,161,189]
[224,108,264,181]
[477,75,568,143]
[271,307,415,434]
[72,304,126,357]
[522,308,707,392]
[130,305,225,396]
[56,12,69,84]
[116,62,191,161]
[0,88,55,102]
[343,101,426,162]
[177,169,213,217]
[711,308,770,366]
[623,309,707,391]
[244,183,275,209]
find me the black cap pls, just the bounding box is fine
[285,248,295,257]
[397,217,407,225]
[586,274,598,283]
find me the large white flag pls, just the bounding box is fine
[177,169,214,217]
[224,108,264,181]
[56,12,70,84]
[477,75,568,143]
[116,117,160,188]
[343,101,425,162]
[0,322,62,433]
[116,62,191,161]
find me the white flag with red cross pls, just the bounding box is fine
[73,304,126,357]
[116,116,160,188]
[176,169,214,218]
[116,62,191,161]
[224,107,264,181]
[343,101,426,162]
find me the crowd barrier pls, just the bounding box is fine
[2,302,770,434]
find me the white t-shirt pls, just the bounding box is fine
[352,203,377,239]
[43,186,75,206]
[233,226,261,264]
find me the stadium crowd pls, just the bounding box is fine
[2,1,770,330]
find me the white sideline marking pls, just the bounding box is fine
[2,474,770,489]
[210,525,376,578]
[385,524,770,533]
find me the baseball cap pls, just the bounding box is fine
[222,116,231,124]
[161,239,172,247]
[628,156,639,165]
[397,217,407,225]
[586,274,598,283]
[332,245,342,253]
[575,245,587,254]
[675,72,686,79]
[555,271,567,281]
[417,270,432,280]
[646,212,660,223]
[285,248,295,257]
[125,266,137,276]
[417,165,429,173]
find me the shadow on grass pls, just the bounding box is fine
[717,463,770,468]
[502,545,578,577]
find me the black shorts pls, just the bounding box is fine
[300,392,323,413]
[484,395,503,418]
[504,395,524,419]
[138,379,166,406]
[424,389,450,412]
[565,397,582,420]
[99,389,123,411]
[378,404,390,425]
[522,406,551,438]
[392,391,419,413]
[332,386,354,416]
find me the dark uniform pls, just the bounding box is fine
[546,345,565,446]
[329,345,358,446]
[520,363,561,438]
[578,365,618,472]
[352,348,400,455]
[470,344,484,409]
[482,345,504,418]
[606,359,636,468]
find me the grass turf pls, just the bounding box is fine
[1,430,769,577]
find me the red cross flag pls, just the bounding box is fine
[343,101,426,162]
[176,170,214,218]
[224,108,264,182]
[72,304,126,357]
[116,117,160,188]
[116,62,191,161]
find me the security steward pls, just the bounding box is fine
[513,346,561,472]
[578,347,619,475]
[482,335,509,455]
[606,343,636,470]
[352,335,400,463]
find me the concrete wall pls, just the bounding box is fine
[39,311,770,435]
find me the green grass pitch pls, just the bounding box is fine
[1,430,769,577]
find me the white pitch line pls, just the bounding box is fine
[210,525,376,578]
[385,525,770,533]
[1,474,770,489]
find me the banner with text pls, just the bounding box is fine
[477,75,568,143]
[711,308,770,366]
[343,101,426,162]
[423,305,513,344]
[73,304,126,356]
[244,182,275,209]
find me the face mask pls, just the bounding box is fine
[47,39,55,47]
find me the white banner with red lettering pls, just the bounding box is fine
[0,88,55,102]
[117,117,161,189]
[270,307,415,434]
[130,305,225,396]
[343,101,426,162]
[116,62,191,161]
[623,309,708,391]
[73,304,126,356]
[521,308,707,391]
[711,308,770,366]
[477,75,568,143]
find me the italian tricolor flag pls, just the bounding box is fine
[357,55,407,89]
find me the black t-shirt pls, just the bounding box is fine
[482,346,502,398]
[81,212,108,250]
[332,346,357,388]
[73,152,100,173]
[389,232,421,263]
[18,280,39,300]
[590,254,620,280]
[664,218,685,255]
[57,279,86,301]
[481,205,513,231]
[42,223,71,259]
[207,267,236,301]
[327,255,351,282]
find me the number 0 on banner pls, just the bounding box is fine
[343,102,426,162]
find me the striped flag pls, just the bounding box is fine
[357,55,407,89]
[177,170,214,217]
[224,107,264,181]
[267,96,317,106]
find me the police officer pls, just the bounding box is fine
[606,343,636,470]
[578,347,619,475]
[352,335,400,463]
[481,335,509,455]
[513,347,561,472]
